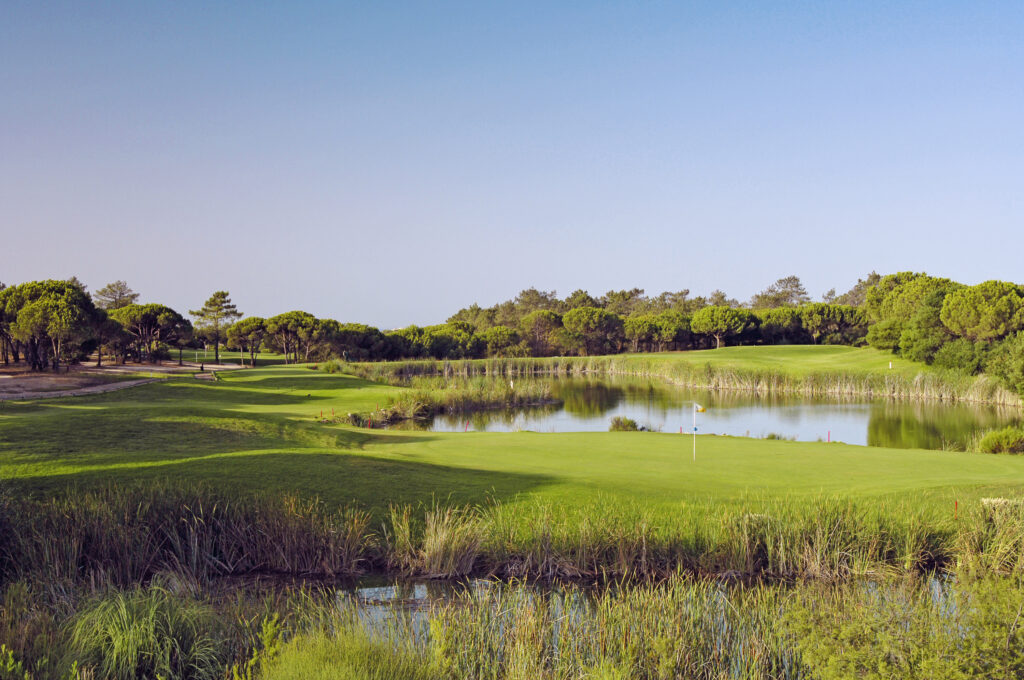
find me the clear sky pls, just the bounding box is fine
[2,1,1022,328]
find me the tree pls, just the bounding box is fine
[190,291,241,363]
[864,272,961,351]
[691,305,753,349]
[601,289,647,317]
[940,280,1024,343]
[897,289,955,364]
[514,288,561,315]
[109,303,185,363]
[161,312,193,366]
[227,317,266,366]
[563,289,598,310]
[520,310,563,357]
[94,280,140,310]
[758,307,805,344]
[4,280,96,371]
[479,326,521,356]
[832,272,882,307]
[986,332,1024,394]
[799,304,865,344]
[623,314,658,353]
[90,308,127,367]
[707,290,739,307]
[750,276,809,309]
[265,311,316,363]
[653,310,691,351]
[447,303,496,332]
[562,307,624,356]
[328,322,386,361]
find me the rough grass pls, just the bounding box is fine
[258,572,1024,680]
[348,346,1021,406]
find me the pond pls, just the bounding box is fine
[396,375,1022,450]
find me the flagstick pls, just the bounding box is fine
[693,404,696,462]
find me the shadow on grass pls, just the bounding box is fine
[0,406,439,468]
[5,452,555,511]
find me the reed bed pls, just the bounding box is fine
[0,486,377,589]
[5,486,1024,590]
[262,572,1024,679]
[344,356,1022,406]
[343,375,557,426]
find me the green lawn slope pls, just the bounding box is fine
[3,348,1023,515]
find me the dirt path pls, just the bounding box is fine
[0,378,165,401]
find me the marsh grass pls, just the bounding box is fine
[0,486,377,589]
[354,376,557,426]
[262,572,1024,679]
[345,355,1021,406]
[67,584,231,680]
[5,487,1024,590]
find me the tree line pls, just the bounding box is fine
[1,273,1022,396]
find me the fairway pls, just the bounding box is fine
[4,348,1023,514]
[621,344,933,378]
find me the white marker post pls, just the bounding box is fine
[692,403,705,461]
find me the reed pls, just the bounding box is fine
[67,583,231,680]
[344,355,1022,406]
[6,487,1024,592]
[266,572,1024,679]
[359,376,557,426]
[0,486,378,589]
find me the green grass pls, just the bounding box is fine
[176,348,289,366]
[622,345,932,378]
[348,345,1020,405]
[3,348,1024,516]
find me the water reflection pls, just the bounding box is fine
[392,375,1022,450]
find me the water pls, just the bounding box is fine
[398,376,1021,450]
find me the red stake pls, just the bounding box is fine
[955,500,958,519]
[368,417,372,428]
[464,421,469,432]
[827,430,831,443]
[680,426,683,434]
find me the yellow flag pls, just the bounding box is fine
[695,404,706,413]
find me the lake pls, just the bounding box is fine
[396,375,1021,450]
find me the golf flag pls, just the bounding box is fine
[695,404,706,413]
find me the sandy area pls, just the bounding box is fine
[0,361,241,400]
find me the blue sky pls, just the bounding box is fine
[2,1,1022,327]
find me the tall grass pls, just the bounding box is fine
[67,584,231,680]
[264,572,1024,679]
[344,356,1022,406]
[0,486,376,589]
[345,375,557,426]
[5,487,1024,589]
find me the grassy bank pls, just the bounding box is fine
[4,485,1024,587]
[338,374,558,427]
[346,346,1022,406]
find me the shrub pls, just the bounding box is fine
[866,318,903,351]
[68,585,233,680]
[609,416,639,432]
[932,338,987,375]
[985,332,1024,394]
[319,359,343,374]
[977,426,1024,454]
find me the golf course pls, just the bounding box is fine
[5,346,1024,512]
